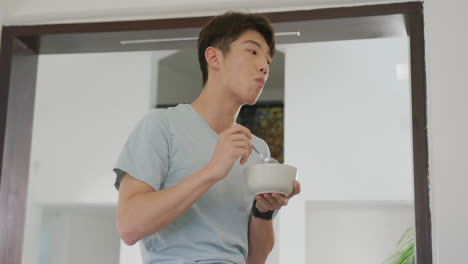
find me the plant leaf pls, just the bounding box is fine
[382,226,415,264]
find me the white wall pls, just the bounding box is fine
[0,0,20,49]
[424,1,468,263]
[22,51,159,264]
[27,51,154,205]
[281,37,412,264]
[284,38,412,201]
[306,201,414,264]
[38,206,120,264]
[0,1,467,264]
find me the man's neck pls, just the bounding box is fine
[190,81,242,135]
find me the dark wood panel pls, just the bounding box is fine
[0,29,14,186]
[0,35,38,264]
[7,16,212,35]
[409,9,433,264]
[264,1,422,22]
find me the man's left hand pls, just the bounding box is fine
[255,180,301,213]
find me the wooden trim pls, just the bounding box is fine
[0,2,431,263]
[0,33,38,264]
[408,9,433,264]
[264,1,422,22]
[0,28,14,182]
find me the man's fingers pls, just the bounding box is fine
[232,140,252,154]
[220,125,255,166]
[254,182,301,214]
[226,124,252,139]
[265,193,287,209]
[256,195,274,212]
[287,180,301,199]
[293,180,301,194]
[262,194,281,208]
[232,135,252,159]
[235,147,251,164]
[230,133,251,142]
[271,193,288,206]
[257,194,284,210]
[240,156,247,165]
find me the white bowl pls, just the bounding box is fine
[244,163,298,196]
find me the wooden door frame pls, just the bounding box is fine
[0,2,431,263]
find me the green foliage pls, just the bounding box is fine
[383,226,415,264]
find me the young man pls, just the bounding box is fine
[113,11,301,264]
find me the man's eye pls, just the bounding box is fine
[248,50,257,55]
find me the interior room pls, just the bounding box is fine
[1,1,467,264]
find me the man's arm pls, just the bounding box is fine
[246,182,301,263]
[117,124,253,245]
[246,211,275,264]
[117,167,215,245]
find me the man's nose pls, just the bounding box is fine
[260,64,269,75]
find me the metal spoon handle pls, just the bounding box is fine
[251,144,279,164]
[251,144,261,156]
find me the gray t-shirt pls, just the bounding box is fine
[113,104,269,264]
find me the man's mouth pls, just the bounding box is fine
[255,78,265,87]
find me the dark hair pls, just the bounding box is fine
[197,11,276,85]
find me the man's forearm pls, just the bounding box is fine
[117,165,218,245]
[246,216,275,264]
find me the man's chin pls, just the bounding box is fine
[245,93,262,105]
[246,97,259,105]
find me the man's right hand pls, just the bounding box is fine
[208,124,253,181]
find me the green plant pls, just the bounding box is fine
[383,226,415,264]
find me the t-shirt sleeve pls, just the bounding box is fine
[113,110,171,191]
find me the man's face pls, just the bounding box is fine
[219,30,272,105]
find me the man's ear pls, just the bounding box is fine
[205,47,222,70]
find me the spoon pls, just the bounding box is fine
[251,144,279,164]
